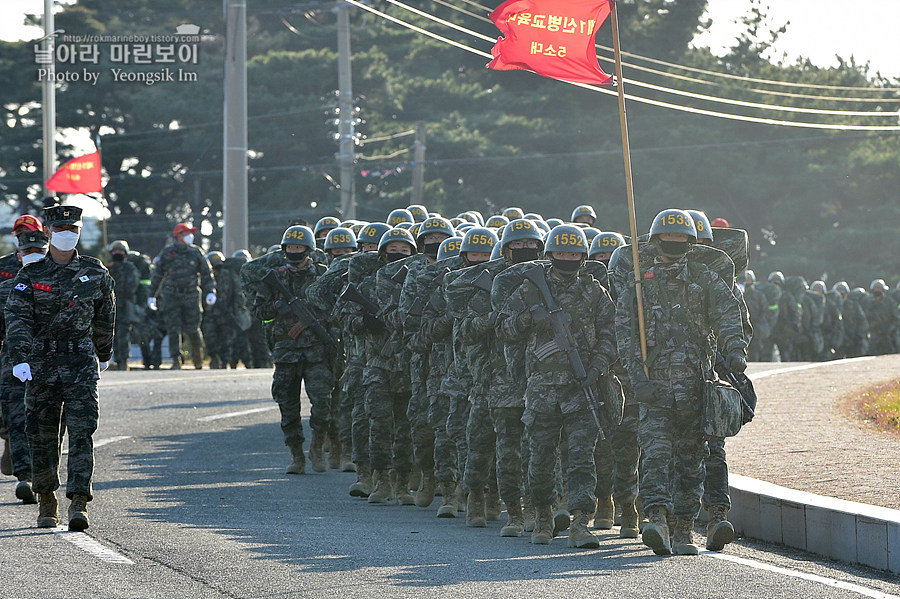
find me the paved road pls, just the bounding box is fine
[1,368,898,599]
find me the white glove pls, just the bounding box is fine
[147,297,157,310]
[99,361,109,372]
[205,292,217,306]
[13,363,32,382]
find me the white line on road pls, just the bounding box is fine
[62,436,132,455]
[54,528,133,564]
[197,406,277,422]
[703,551,900,599]
[748,356,875,380]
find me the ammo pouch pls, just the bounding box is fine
[601,373,626,426]
[702,377,743,438]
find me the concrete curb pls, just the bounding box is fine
[729,473,900,574]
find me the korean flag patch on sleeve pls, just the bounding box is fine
[14,283,28,291]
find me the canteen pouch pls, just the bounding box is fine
[702,378,743,438]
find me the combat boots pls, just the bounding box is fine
[523,494,536,532]
[340,444,356,473]
[286,443,306,475]
[308,430,326,472]
[37,492,59,528]
[436,482,458,517]
[367,470,393,504]
[466,486,486,527]
[485,485,501,521]
[0,439,10,475]
[15,480,37,504]
[642,506,672,555]
[349,462,372,497]
[170,356,182,370]
[553,504,571,536]
[706,504,735,551]
[415,469,436,508]
[568,510,601,549]
[531,505,554,545]
[393,471,416,506]
[672,517,699,555]
[209,356,222,369]
[192,346,204,369]
[619,500,640,539]
[327,433,342,470]
[592,494,614,530]
[68,493,90,531]
[500,498,525,537]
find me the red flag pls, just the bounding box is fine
[45,151,102,194]
[487,0,613,85]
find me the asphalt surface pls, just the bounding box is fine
[1,367,898,599]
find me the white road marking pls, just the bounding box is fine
[703,551,900,599]
[62,436,132,455]
[197,406,277,422]
[54,528,133,564]
[748,356,875,380]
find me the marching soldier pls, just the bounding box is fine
[107,240,140,370]
[6,205,115,530]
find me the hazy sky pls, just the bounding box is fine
[2,0,898,77]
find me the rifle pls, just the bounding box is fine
[339,283,381,317]
[261,270,338,349]
[390,264,409,304]
[523,264,613,436]
[715,351,757,424]
[472,269,494,293]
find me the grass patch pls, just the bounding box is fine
[857,378,900,434]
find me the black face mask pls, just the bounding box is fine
[658,240,689,259]
[465,256,489,266]
[550,257,583,275]
[112,253,125,262]
[285,250,309,263]
[315,238,326,250]
[510,247,541,264]
[423,242,441,258]
[874,291,885,299]
[385,251,408,263]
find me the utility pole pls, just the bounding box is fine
[223,0,248,254]
[337,2,356,219]
[411,122,426,206]
[42,0,56,196]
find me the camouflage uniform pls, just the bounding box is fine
[128,251,162,369]
[5,251,115,502]
[821,290,845,360]
[499,263,618,516]
[204,258,247,368]
[149,242,215,367]
[0,277,32,483]
[743,281,772,362]
[615,253,745,521]
[250,259,332,453]
[754,282,782,362]
[841,289,870,357]
[107,256,140,367]
[240,250,285,368]
[865,292,898,355]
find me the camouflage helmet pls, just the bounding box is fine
[686,210,713,241]
[350,222,367,236]
[589,232,625,257]
[501,206,524,220]
[109,239,130,254]
[460,227,498,254]
[768,271,785,286]
[437,236,463,261]
[378,227,417,253]
[810,280,827,294]
[280,225,316,250]
[500,218,544,249]
[649,209,697,242]
[232,249,252,262]
[314,216,341,236]
[870,278,889,293]
[406,204,428,222]
[416,216,455,245]
[743,269,756,284]
[357,222,391,246]
[544,224,589,255]
[485,215,509,229]
[206,251,226,266]
[387,208,415,227]
[324,227,357,250]
[571,204,597,223]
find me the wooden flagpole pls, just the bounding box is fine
[609,0,649,373]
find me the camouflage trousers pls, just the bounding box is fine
[159,291,204,365]
[491,406,526,507]
[463,401,496,493]
[446,384,470,484]
[702,436,730,509]
[1,376,32,481]
[343,353,365,459]
[595,401,640,506]
[428,390,457,484]
[271,357,333,449]
[364,366,413,473]
[408,353,435,471]
[525,407,599,513]
[113,312,132,365]
[638,403,706,519]
[201,312,240,366]
[26,381,98,500]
